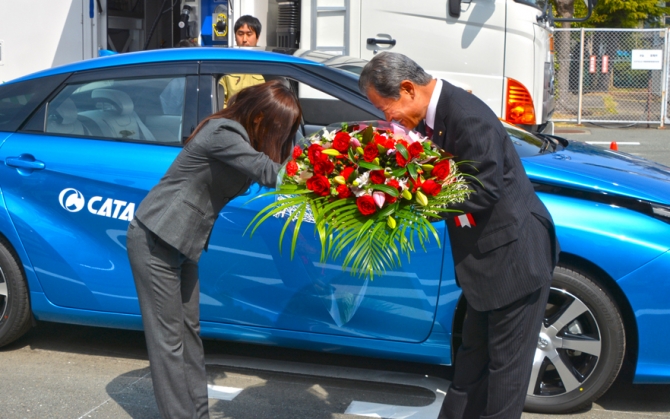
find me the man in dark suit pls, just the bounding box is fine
[359,52,559,419]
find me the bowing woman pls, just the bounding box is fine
[126,80,302,419]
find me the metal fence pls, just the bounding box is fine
[552,28,669,127]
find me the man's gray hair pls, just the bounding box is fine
[358,52,433,99]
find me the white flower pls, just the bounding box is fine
[408,130,425,144]
[397,178,410,191]
[320,129,337,142]
[351,186,368,197]
[354,171,370,186]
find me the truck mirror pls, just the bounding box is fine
[552,0,596,23]
[448,0,461,18]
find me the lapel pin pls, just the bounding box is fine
[439,131,443,136]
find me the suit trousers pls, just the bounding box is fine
[127,219,209,419]
[439,283,551,419]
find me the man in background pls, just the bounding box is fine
[219,15,265,107]
[234,14,262,46]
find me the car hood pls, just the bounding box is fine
[523,140,670,204]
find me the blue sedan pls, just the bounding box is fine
[0,48,668,414]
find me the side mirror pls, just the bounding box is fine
[448,0,461,18]
[552,0,596,23]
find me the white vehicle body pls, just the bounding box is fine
[299,0,555,130]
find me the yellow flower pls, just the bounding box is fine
[333,176,346,185]
[416,191,428,206]
[322,149,341,156]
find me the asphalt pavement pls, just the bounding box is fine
[554,122,670,167]
[1,123,669,419]
[2,320,670,419]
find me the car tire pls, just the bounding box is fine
[0,239,32,348]
[524,266,625,413]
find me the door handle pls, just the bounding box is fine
[367,38,396,46]
[5,155,46,171]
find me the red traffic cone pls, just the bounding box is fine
[610,141,618,151]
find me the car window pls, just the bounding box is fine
[44,76,186,144]
[0,74,69,132]
[216,73,266,109]
[296,82,378,130]
[211,72,377,135]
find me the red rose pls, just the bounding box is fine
[432,159,451,180]
[363,143,379,162]
[340,166,355,181]
[421,179,442,196]
[332,132,351,152]
[336,184,352,199]
[409,178,423,193]
[313,156,334,175]
[306,174,331,196]
[386,179,400,190]
[374,133,394,149]
[356,195,377,215]
[369,170,386,185]
[307,144,323,164]
[292,145,303,160]
[385,193,397,204]
[396,151,408,167]
[408,142,424,158]
[286,160,299,177]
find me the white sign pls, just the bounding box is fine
[631,49,663,70]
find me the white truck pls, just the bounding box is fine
[296,0,592,132]
[0,0,592,132]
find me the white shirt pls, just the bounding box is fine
[424,78,443,131]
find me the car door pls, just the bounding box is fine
[197,61,450,343]
[0,63,198,314]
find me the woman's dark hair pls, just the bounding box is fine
[234,15,262,37]
[185,79,302,163]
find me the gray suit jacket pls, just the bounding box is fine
[135,118,279,262]
[430,81,559,311]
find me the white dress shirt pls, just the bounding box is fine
[424,78,443,131]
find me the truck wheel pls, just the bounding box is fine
[524,266,625,413]
[0,239,32,348]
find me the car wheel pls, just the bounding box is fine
[524,266,625,413]
[0,239,32,347]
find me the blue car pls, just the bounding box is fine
[0,48,669,414]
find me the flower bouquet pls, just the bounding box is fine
[246,121,473,280]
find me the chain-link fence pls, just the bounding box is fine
[552,28,669,126]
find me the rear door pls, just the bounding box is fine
[0,63,198,314]
[197,62,448,343]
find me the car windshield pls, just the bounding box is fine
[503,122,547,158]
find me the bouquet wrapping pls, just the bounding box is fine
[246,121,473,280]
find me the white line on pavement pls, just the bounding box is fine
[207,384,244,401]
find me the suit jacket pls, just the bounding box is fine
[429,81,559,311]
[135,118,279,263]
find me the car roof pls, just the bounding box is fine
[8,48,323,84]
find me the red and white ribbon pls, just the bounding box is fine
[455,213,476,228]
